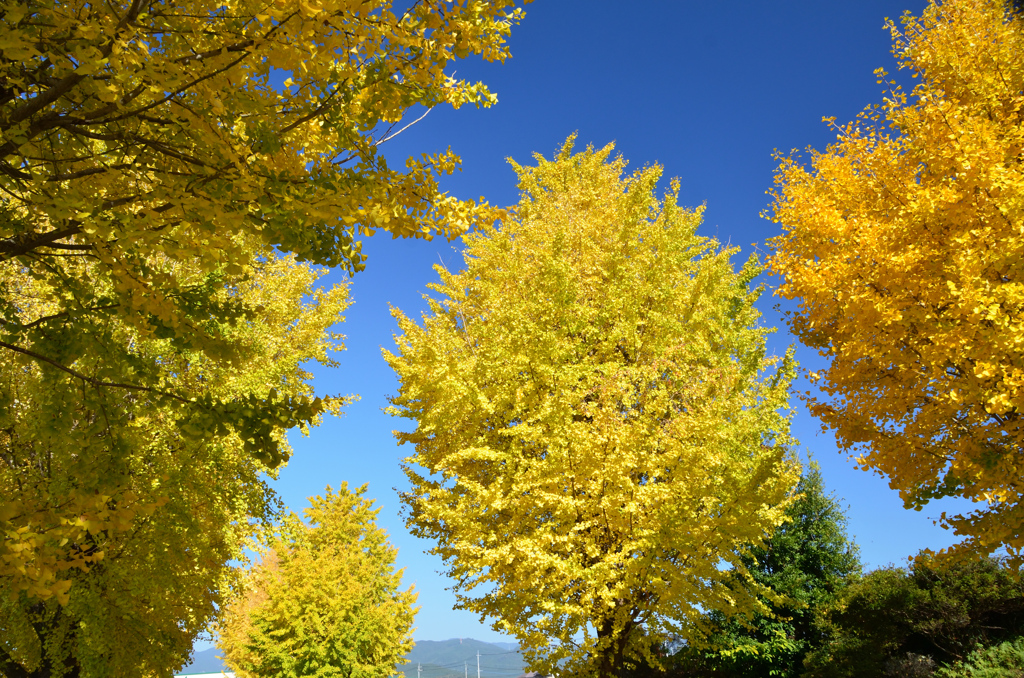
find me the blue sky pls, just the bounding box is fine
[215,0,980,646]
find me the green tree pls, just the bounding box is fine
[803,557,1024,678]
[674,464,861,678]
[217,484,417,678]
[936,638,1024,678]
[386,138,801,678]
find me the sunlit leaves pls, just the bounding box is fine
[767,0,1024,566]
[0,0,529,651]
[0,0,528,467]
[387,138,800,678]
[0,251,352,675]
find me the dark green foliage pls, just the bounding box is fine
[671,463,861,678]
[803,558,1024,678]
[935,638,1024,678]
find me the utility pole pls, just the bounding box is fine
[418,664,421,678]
[477,652,480,678]
[465,662,468,678]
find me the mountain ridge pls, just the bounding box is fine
[177,639,523,677]
[401,639,524,678]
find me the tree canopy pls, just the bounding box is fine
[803,556,1024,677]
[386,138,801,678]
[217,484,417,678]
[767,0,1024,566]
[0,0,528,466]
[1,0,528,672]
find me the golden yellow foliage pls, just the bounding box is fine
[387,138,801,678]
[0,0,524,261]
[217,484,417,678]
[767,0,1024,565]
[0,0,529,466]
[0,0,528,666]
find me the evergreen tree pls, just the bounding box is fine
[674,463,861,678]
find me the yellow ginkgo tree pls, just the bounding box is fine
[1,1,527,673]
[217,484,417,678]
[387,139,801,678]
[767,0,1024,566]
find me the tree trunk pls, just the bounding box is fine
[596,610,634,678]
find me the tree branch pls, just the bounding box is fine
[0,339,189,403]
[0,227,82,261]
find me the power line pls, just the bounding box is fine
[408,651,521,670]
[408,664,526,676]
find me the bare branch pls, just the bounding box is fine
[377,107,432,146]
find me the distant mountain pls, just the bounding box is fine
[176,638,524,678]
[402,639,524,678]
[178,647,226,675]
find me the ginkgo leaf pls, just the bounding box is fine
[216,484,417,678]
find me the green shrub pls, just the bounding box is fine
[935,638,1024,678]
[802,558,1024,677]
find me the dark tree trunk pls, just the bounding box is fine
[596,612,634,678]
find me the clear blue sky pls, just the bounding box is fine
[209,0,979,647]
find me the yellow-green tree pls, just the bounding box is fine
[1,0,527,672]
[0,0,528,467]
[386,139,801,678]
[217,484,417,678]
[767,0,1024,566]
[0,248,350,677]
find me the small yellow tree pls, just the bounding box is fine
[767,0,1024,566]
[386,139,801,678]
[217,484,417,678]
